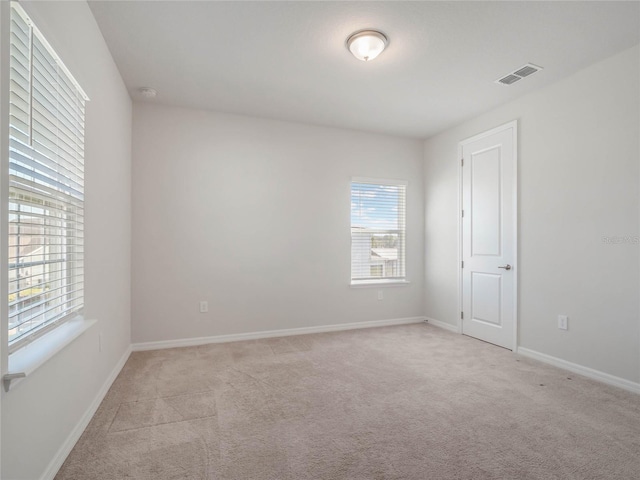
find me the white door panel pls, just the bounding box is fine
[471,146,501,256]
[461,122,516,349]
[471,272,502,326]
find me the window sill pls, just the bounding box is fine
[350,280,411,288]
[4,317,97,392]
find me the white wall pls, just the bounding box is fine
[424,45,640,383]
[1,2,132,479]
[132,104,424,344]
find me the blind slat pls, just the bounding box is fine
[9,270,84,293]
[10,148,84,192]
[10,138,85,185]
[9,174,84,204]
[9,162,84,199]
[9,298,84,342]
[9,281,85,313]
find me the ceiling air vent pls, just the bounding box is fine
[496,63,543,86]
[497,74,521,85]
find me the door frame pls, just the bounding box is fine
[457,120,519,351]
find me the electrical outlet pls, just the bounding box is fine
[558,315,568,331]
[199,301,208,313]
[377,290,383,301]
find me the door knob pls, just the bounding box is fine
[498,264,512,270]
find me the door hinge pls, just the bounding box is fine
[461,311,464,320]
[461,209,464,217]
[461,261,464,268]
[461,158,464,167]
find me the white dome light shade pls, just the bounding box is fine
[139,87,157,98]
[347,30,388,62]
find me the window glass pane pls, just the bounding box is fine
[351,181,406,282]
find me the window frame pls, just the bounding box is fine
[350,176,409,287]
[6,2,89,354]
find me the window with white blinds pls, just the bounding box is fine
[351,178,407,283]
[8,3,88,351]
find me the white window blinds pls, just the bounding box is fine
[351,179,407,283]
[8,3,88,351]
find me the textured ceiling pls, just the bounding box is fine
[89,1,640,139]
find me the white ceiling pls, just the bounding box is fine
[89,1,640,139]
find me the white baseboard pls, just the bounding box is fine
[41,345,132,480]
[424,316,460,333]
[132,316,427,352]
[517,347,640,395]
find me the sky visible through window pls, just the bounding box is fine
[351,183,401,230]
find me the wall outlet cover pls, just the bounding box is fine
[558,315,568,330]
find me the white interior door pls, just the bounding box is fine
[461,122,517,349]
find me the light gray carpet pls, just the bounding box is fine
[56,323,640,479]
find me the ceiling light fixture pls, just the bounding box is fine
[346,30,388,62]
[139,87,157,98]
